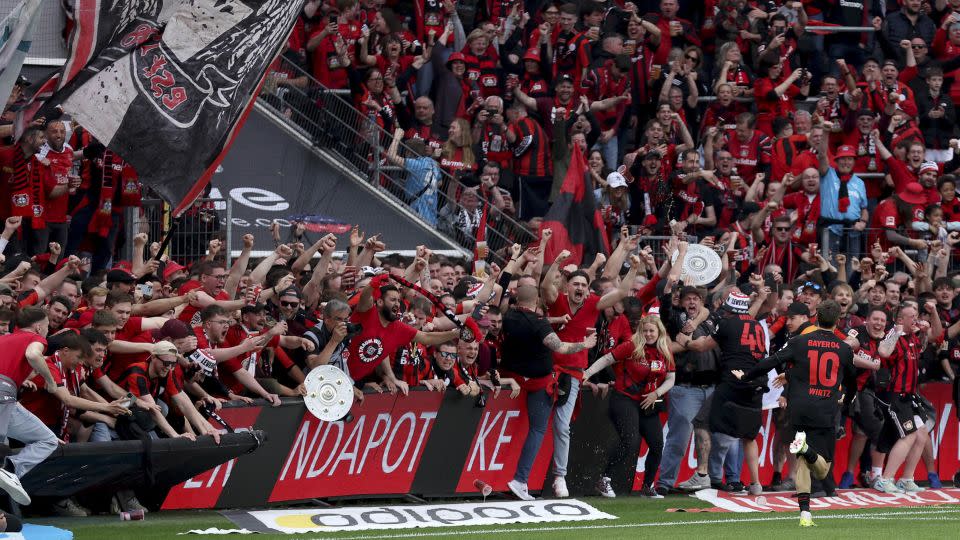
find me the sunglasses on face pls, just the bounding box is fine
[280,300,299,308]
[160,360,177,367]
[440,351,459,359]
[775,226,790,231]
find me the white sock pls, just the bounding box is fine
[871,467,883,477]
[801,511,812,520]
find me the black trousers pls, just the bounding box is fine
[605,391,664,489]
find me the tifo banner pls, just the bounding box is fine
[48,0,305,213]
[159,383,960,509]
[230,500,616,534]
[694,487,960,513]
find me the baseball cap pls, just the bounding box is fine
[153,319,193,341]
[241,303,267,315]
[162,260,187,282]
[797,281,824,296]
[523,48,540,61]
[106,269,136,284]
[856,108,876,118]
[555,74,574,86]
[897,182,927,205]
[152,340,179,357]
[786,302,810,317]
[835,145,857,159]
[680,285,704,299]
[643,149,662,160]
[606,171,628,189]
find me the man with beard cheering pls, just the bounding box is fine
[346,271,460,393]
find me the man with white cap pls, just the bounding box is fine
[117,341,221,444]
[676,288,769,496]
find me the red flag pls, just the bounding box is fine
[540,145,611,266]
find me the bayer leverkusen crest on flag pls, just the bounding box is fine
[541,146,610,266]
[43,0,304,215]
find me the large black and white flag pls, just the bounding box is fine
[47,0,304,214]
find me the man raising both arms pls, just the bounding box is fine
[733,300,856,527]
[346,268,461,393]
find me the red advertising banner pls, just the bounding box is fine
[454,393,554,494]
[268,391,444,502]
[161,406,264,509]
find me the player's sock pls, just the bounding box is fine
[871,466,883,478]
[798,492,811,513]
[800,446,819,464]
[771,471,782,486]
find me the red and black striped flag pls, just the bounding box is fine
[42,0,304,215]
[541,145,610,266]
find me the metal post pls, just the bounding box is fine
[226,198,233,267]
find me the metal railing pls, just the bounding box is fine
[256,57,537,264]
[127,198,233,266]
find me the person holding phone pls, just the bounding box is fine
[585,315,678,499]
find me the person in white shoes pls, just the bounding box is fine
[874,302,939,495]
[732,300,856,527]
[0,308,61,505]
[499,281,598,502]
[584,314,677,499]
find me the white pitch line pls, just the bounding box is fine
[303,508,960,540]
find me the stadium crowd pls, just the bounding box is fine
[0,0,958,526]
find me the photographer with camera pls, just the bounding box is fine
[303,299,365,401]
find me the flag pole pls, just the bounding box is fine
[152,221,179,262]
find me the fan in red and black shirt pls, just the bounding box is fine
[724,113,772,185]
[220,305,310,401]
[6,126,51,256]
[583,316,676,495]
[753,61,808,137]
[874,302,941,488]
[20,332,127,441]
[118,341,220,442]
[506,103,553,219]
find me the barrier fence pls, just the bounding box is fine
[257,57,537,265]
[158,382,959,509]
[126,198,233,267]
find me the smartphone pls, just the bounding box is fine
[329,14,337,23]
[137,283,153,297]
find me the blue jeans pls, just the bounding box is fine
[658,384,714,489]
[825,227,863,275]
[594,136,619,174]
[514,389,552,483]
[709,432,743,484]
[0,402,58,478]
[552,378,580,478]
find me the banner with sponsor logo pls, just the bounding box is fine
[694,487,960,512]
[269,392,442,502]
[230,500,615,534]
[158,383,959,509]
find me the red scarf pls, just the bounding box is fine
[10,148,47,228]
[838,172,852,213]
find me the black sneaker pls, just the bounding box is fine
[655,485,670,497]
[727,482,747,494]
